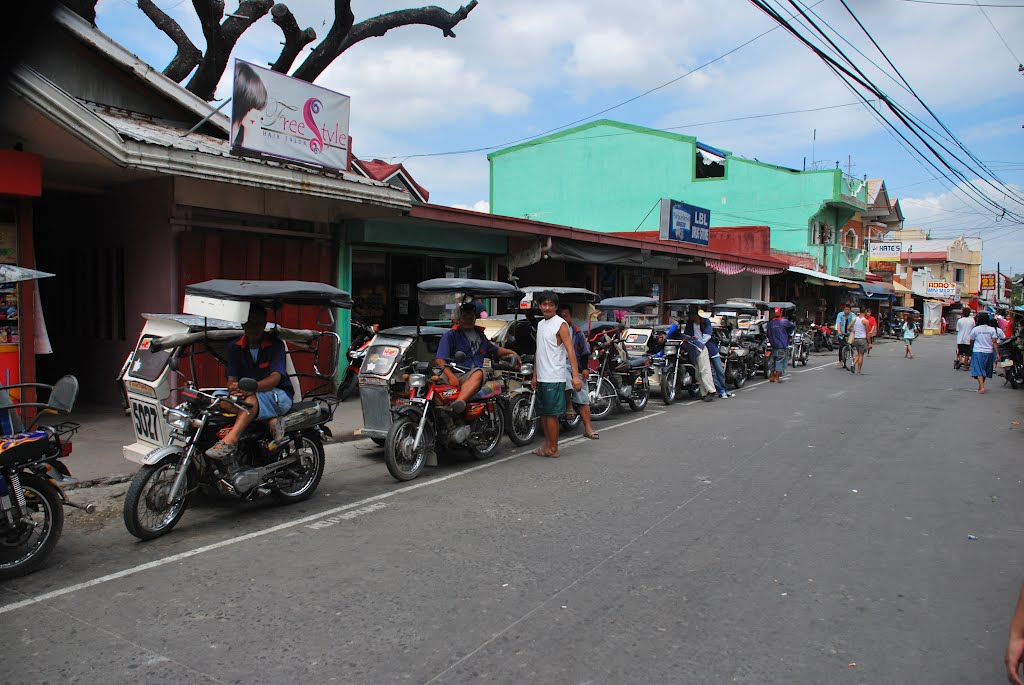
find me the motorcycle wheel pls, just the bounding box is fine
[337,373,358,401]
[729,369,746,389]
[627,378,649,412]
[825,338,834,352]
[371,437,386,447]
[661,368,677,405]
[0,473,64,580]
[506,394,537,446]
[589,377,616,421]
[469,409,505,460]
[560,411,582,433]
[1008,368,1019,390]
[385,415,430,482]
[271,434,325,504]
[123,456,192,541]
[812,338,821,353]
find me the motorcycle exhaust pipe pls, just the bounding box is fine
[65,500,97,514]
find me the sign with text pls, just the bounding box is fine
[230,59,350,170]
[659,199,710,246]
[980,273,996,290]
[869,242,902,262]
[925,281,957,299]
[869,260,897,273]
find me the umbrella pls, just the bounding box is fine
[0,265,54,285]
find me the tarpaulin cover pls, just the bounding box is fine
[416,279,524,299]
[595,296,659,311]
[547,239,688,270]
[0,265,54,284]
[185,280,353,308]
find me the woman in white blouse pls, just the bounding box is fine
[969,312,1004,394]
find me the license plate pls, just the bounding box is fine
[1001,359,1014,368]
[129,397,163,445]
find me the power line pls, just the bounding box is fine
[972,0,1023,64]
[896,0,1024,7]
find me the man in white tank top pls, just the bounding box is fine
[532,291,582,458]
[852,310,869,374]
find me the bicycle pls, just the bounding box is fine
[838,335,856,373]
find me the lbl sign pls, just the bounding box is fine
[659,199,710,247]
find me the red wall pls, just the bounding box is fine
[708,225,771,257]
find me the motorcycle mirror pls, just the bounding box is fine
[238,377,258,393]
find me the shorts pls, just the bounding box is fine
[904,337,915,346]
[256,388,293,420]
[565,363,589,405]
[853,338,869,353]
[534,382,566,417]
[957,343,972,356]
[459,367,484,383]
[769,348,788,373]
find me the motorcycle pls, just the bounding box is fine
[0,375,95,579]
[337,321,377,401]
[810,323,833,352]
[385,351,507,481]
[120,279,348,540]
[588,332,653,419]
[999,339,1024,389]
[656,298,713,404]
[790,329,811,367]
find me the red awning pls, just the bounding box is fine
[705,258,784,276]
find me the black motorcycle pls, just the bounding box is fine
[337,321,376,401]
[0,375,95,579]
[589,332,652,419]
[999,339,1024,389]
[124,373,334,540]
[652,335,699,405]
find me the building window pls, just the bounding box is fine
[695,149,725,179]
[955,267,965,283]
[843,228,858,250]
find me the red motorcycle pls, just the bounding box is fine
[810,323,834,352]
[383,352,507,481]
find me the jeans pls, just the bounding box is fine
[770,348,788,373]
[709,354,728,396]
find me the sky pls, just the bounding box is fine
[93,0,1024,271]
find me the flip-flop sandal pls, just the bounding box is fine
[530,448,559,458]
[584,432,600,440]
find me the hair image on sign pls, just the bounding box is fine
[230,60,351,171]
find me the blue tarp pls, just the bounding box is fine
[856,281,895,301]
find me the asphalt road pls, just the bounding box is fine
[3,334,1022,684]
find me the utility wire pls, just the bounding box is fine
[897,0,1024,8]
[972,0,1023,64]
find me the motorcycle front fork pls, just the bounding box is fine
[0,471,26,525]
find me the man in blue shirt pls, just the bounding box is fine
[834,304,853,368]
[767,307,796,383]
[436,303,520,414]
[207,304,294,462]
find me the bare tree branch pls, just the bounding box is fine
[62,0,98,24]
[137,0,201,83]
[269,3,316,74]
[292,1,478,83]
[186,0,273,100]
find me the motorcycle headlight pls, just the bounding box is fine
[592,350,600,359]
[519,363,534,377]
[164,408,191,432]
[408,373,427,388]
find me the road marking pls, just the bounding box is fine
[305,502,389,530]
[0,411,665,616]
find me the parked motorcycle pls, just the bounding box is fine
[999,339,1024,389]
[810,323,833,352]
[337,321,377,401]
[385,351,507,481]
[790,329,811,367]
[588,332,653,419]
[0,375,95,579]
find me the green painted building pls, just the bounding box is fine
[488,119,870,278]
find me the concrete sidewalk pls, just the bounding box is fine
[64,396,368,484]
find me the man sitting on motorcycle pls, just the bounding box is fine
[436,302,520,414]
[206,303,294,463]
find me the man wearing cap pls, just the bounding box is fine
[436,303,520,414]
[683,308,718,402]
[767,307,796,383]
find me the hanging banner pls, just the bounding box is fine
[869,242,902,262]
[659,199,710,246]
[230,59,350,170]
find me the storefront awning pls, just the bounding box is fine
[787,265,857,287]
[706,258,784,276]
[892,280,911,293]
[855,280,895,301]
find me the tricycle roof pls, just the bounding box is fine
[767,301,797,310]
[376,325,450,337]
[520,286,601,303]
[416,278,524,299]
[724,298,768,309]
[594,296,658,311]
[184,279,353,309]
[664,298,713,309]
[712,303,758,315]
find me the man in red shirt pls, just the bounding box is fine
[865,308,878,354]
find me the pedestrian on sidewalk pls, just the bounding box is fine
[531,291,582,458]
[956,308,975,370]
[902,313,918,359]
[682,307,718,402]
[968,311,1004,394]
[851,309,870,374]
[767,307,795,383]
[556,303,598,440]
[835,304,853,368]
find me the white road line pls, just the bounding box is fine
[0,411,665,616]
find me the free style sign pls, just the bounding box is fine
[230,60,350,171]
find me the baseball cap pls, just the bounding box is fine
[773,307,782,317]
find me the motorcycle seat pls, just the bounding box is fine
[0,430,52,468]
[472,380,504,401]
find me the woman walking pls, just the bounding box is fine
[902,313,918,359]
[968,312,1003,394]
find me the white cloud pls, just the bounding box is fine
[452,200,491,213]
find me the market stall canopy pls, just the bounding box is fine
[855,281,895,300]
[0,265,55,284]
[787,265,857,288]
[892,307,918,314]
[595,296,659,311]
[520,286,601,303]
[185,280,353,309]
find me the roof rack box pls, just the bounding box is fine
[183,294,249,323]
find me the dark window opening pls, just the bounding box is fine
[695,150,725,179]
